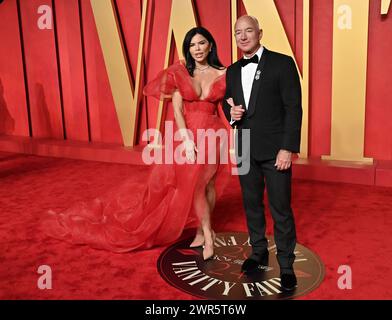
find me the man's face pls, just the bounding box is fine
[234,17,262,55]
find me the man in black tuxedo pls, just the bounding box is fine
[223,16,302,291]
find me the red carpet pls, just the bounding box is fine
[0,151,391,300]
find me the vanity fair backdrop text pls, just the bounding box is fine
[0,0,391,162]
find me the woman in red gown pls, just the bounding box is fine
[42,27,230,260]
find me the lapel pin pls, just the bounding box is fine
[255,70,261,81]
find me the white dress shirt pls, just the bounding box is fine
[242,46,264,109]
[230,46,264,125]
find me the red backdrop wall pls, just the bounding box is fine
[0,0,391,160]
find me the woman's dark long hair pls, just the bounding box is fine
[182,27,224,77]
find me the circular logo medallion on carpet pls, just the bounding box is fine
[158,232,324,300]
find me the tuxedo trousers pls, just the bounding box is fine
[238,156,297,272]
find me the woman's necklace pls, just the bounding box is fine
[195,65,210,73]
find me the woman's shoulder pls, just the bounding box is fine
[143,60,188,100]
[219,67,227,74]
[167,60,187,72]
[216,66,227,76]
[213,67,226,82]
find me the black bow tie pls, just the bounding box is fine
[240,54,259,67]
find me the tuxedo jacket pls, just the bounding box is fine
[223,48,303,161]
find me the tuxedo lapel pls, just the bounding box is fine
[246,48,269,118]
[232,63,246,111]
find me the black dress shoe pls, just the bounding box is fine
[242,250,269,273]
[280,273,297,291]
[250,250,269,266]
[241,258,260,273]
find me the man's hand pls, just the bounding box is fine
[227,98,245,121]
[275,149,292,171]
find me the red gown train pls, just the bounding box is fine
[41,61,230,253]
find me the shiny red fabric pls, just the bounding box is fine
[41,61,230,253]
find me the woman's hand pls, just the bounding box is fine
[183,140,198,163]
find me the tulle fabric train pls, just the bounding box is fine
[41,60,231,253]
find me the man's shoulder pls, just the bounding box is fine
[266,49,294,65]
[227,60,242,72]
[226,49,294,71]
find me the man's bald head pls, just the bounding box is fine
[235,15,262,35]
[234,15,263,56]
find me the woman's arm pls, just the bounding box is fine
[172,90,198,162]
